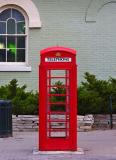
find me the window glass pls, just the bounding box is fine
[0,49,6,62]
[7,49,15,62]
[0,22,6,34]
[7,19,15,34]
[0,9,11,21]
[7,36,15,48]
[17,37,25,48]
[17,49,25,62]
[17,22,25,34]
[7,36,16,58]
[12,9,25,21]
[0,36,6,48]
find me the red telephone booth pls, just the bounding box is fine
[39,46,77,151]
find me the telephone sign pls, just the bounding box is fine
[45,57,72,62]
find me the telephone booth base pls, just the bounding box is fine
[34,148,84,155]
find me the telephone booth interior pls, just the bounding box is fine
[39,46,77,151]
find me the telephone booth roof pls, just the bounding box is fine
[40,46,76,55]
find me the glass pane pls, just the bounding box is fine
[7,36,16,57]
[50,114,67,121]
[12,9,24,21]
[49,85,66,94]
[0,49,6,62]
[7,49,15,62]
[0,22,6,34]
[50,122,66,129]
[17,37,25,48]
[17,22,25,34]
[50,104,66,112]
[0,36,6,48]
[49,95,66,103]
[7,19,16,34]
[50,78,66,87]
[7,36,15,47]
[50,131,66,138]
[17,49,25,62]
[0,9,11,21]
[51,70,66,77]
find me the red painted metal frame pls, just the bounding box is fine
[39,46,77,151]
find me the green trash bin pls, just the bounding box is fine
[0,100,12,138]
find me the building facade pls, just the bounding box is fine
[0,0,116,90]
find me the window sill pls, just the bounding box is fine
[0,63,31,72]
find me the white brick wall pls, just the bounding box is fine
[0,0,115,90]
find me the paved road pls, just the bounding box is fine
[0,130,116,160]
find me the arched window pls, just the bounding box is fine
[0,0,41,71]
[0,8,26,63]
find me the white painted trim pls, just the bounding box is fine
[0,0,42,28]
[0,63,31,71]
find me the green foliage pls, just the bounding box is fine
[78,72,116,114]
[0,79,38,115]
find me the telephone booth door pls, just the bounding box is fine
[39,47,77,151]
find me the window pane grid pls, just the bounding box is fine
[12,9,25,21]
[0,8,26,63]
[47,70,70,138]
[0,21,7,22]
[6,35,7,62]
[0,34,26,36]
[15,33,17,62]
[0,9,11,21]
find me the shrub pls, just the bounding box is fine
[0,79,38,115]
[78,72,116,114]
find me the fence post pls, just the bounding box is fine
[109,96,113,129]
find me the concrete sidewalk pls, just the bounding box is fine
[0,130,116,160]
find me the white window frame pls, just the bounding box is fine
[0,0,42,28]
[0,6,31,71]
